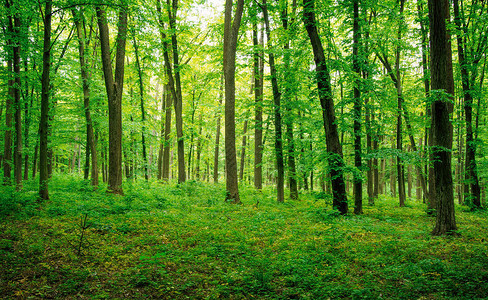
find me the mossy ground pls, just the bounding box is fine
[1,175,487,299]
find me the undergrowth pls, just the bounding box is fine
[1,174,487,299]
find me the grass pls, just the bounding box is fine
[1,174,488,299]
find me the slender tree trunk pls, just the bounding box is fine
[96,6,127,195]
[262,0,285,203]
[214,77,223,183]
[167,0,186,183]
[352,0,362,214]
[429,0,457,235]
[453,0,481,208]
[133,35,149,181]
[253,18,264,190]
[239,119,248,181]
[4,58,13,184]
[223,0,244,203]
[196,114,203,180]
[39,0,52,200]
[280,3,299,200]
[6,2,23,189]
[303,0,348,214]
[32,141,38,178]
[73,8,98,187]
[157,90,165,180]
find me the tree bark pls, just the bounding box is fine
[12,12,22,190]
[429,0,457,235]
[223,0,244,203]
[214,76,223,183]
[133,35,149,181]
[73,8,98,188]
[253,17,264,190]
[39,0,52,200]
[239,119,248,181]
[262,0,285,203]
[352,0,362,214]
[96,6,127,195]
[3,58,13,184]
[303,0,348,214]
[167,0,186,183]
[281,4,299,200]
[453,0,481,208]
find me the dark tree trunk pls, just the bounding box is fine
[281,5,298,201]
[157,90,165,180]
[223,0,244,203]
[39,0,52,200]
[253,19,264,190]
[239,119,248,181]
[32,141,38,178]
[12,13,22,190]
[262,0,285,203]
[168,0,186,183]
[4,58,13,184]
[214,77,223,183]
[453,0,481,208]
[429,0,457,235]
[73,8,98,188]
[196,114,203,180]
[303,0,348,214]
[133,35,149,181]
[352,0,362,214]
[156,0,186,183]
[96,6,127,195]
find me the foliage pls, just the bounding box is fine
[1,176,487,299]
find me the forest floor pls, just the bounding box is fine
[1,175,488,299]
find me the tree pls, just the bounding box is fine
[132,33,148,181]
[262,0,285,203]
[39,0,52,200]
[452,0,485,209]
[156,0,186,184]
[96,5,128,195]
[429,0,457,235]
[72,7,98,188]
[223,0,244,203]
[303,0,348,214]
[251,8,264,190]
[352,0,362,214]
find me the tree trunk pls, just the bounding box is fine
[96,6,127,195]
[133,35,149,181]
[303,0,348,214]
[253,18,264,190]
[214,77,223,183]
[12,14,22,190]
[453,0,481,208]
[73,8,98,188]
[281,6,298,201]
[223,0,244,203]
[196,114,203,180]
[429,0,457,235]
[352,0,362,214]
[4,58,13,184]
[39,0,52,200]
[157,90,165,180]
[168,0,186,183]
[239,119,248,181]
[262,0,285,203]
[32,141,38,178]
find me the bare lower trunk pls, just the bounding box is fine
[96,6,127,194]
[429,0,457,235]
[39,0,52,200]
[304,0,347,214]
[223,0,244,203]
